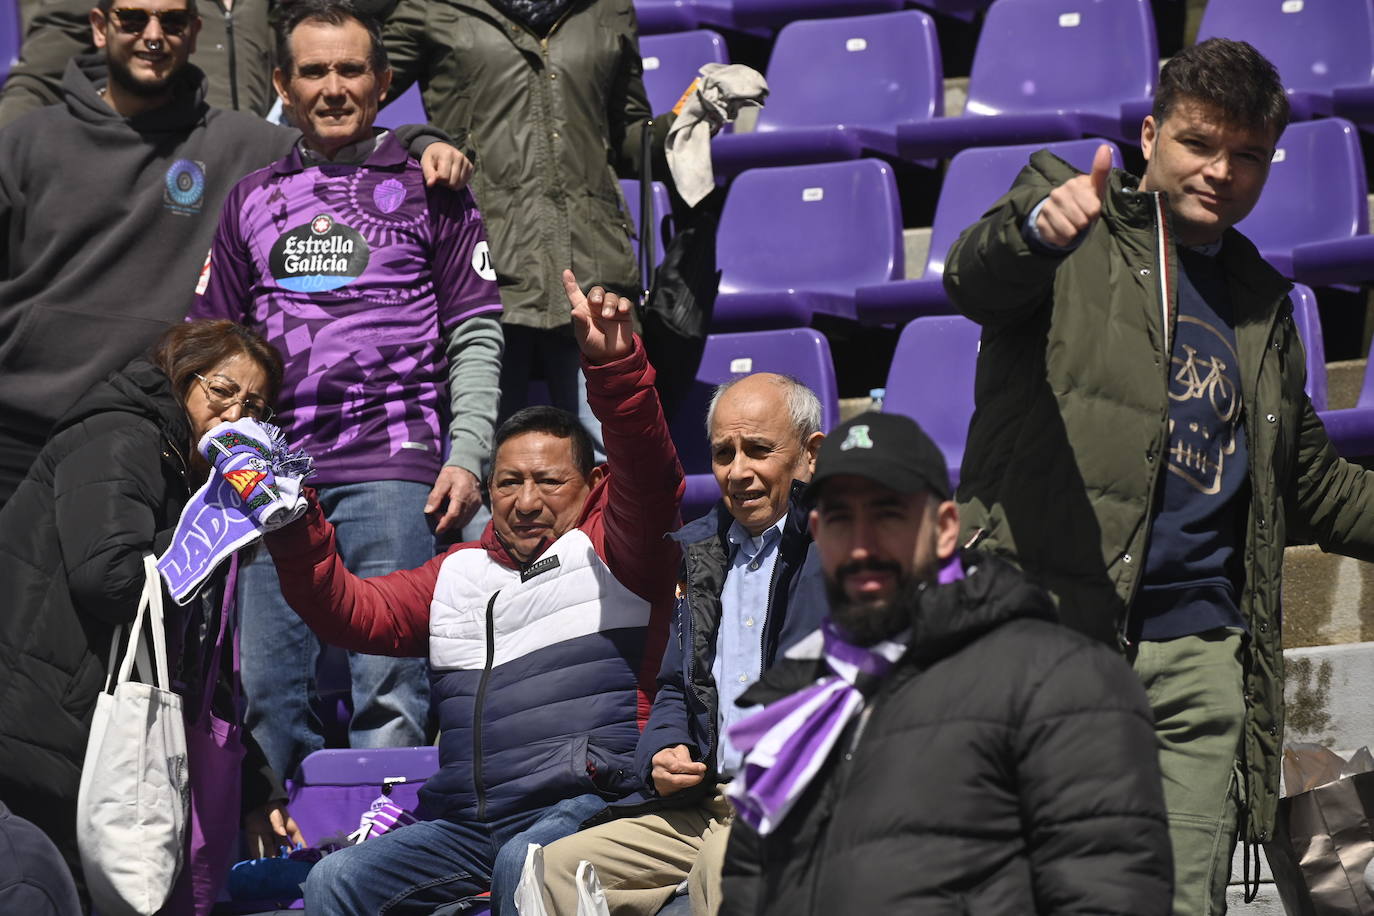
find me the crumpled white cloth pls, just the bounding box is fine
[666,62,769,207]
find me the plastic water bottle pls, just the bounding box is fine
[869,387,886,412]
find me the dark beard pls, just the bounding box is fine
[106,52,179,99]
[826,562,931,647]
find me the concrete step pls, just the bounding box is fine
[1228,883,1285,916]
[903,227,931,280]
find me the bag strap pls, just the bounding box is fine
[198,554,240,719]
[112,555,171,690]
[639,117,655,302]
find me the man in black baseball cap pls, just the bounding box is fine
[719,411,1171,915]
[802,411,957,645]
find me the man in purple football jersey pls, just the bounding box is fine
[190,0,502,781]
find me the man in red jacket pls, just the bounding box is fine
[264,270,684,915]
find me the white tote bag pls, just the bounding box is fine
[77,554,189,916]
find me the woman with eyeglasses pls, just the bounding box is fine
[0,318,305,911]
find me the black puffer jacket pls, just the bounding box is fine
[0,359,193,883]
[721,554,1173,916]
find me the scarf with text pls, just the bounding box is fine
[157,418,313,604]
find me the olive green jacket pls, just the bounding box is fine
[943,150,1374,842]
[384,0,669,330]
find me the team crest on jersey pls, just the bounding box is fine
[373,178,406,214]
[269,213,371,292]
[164,159,206,216]
[224,468,266,500]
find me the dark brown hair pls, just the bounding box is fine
[1153,38,1290,139]
[273,0,388,78]
[149,319,284,407]
[492,406,596,480]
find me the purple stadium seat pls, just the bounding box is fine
[1233,118,1374,285]
[0,0,18,83]
[856,138,1123,323]
[670,328,841,521]
[714,159,902,329]
[691,0,738,29]
[897,0,1157,162]
[1288,283,1329,412]
[375,83,428,131]
[636,0,737,32]
[882,315,981,486]
[1196,0,1374,123]
[287,747,437,846]
[911,0,995,21]
[222,749,440,913]
[620,178,673,270]
[1310,281,1374,458]
[640,30,728,114]
[730,0,904,31]
[711,10,942,176]
[635,0,701,33]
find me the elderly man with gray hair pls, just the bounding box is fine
[539,373,829,916]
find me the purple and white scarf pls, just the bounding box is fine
[156,418,314,604]
[349,795,420,844]
[725,556,965,834]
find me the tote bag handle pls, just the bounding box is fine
[104,554,171,693]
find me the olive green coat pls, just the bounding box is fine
[943,149,1374,842]
[384,0,667,330]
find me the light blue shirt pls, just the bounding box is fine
[712,516,785,777]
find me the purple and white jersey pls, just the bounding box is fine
[192,135,501,486]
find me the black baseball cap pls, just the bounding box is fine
[804,412,952,504]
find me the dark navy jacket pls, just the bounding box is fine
[618,482,828,811]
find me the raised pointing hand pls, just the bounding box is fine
[1035,143,1114,248]
[564,268,635,366]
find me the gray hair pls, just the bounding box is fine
[705,373,823,446]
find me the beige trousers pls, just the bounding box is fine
[540,786,733,916]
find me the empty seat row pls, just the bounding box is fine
[642,0,1374,180]
[711,111,1374,331]
[634,0,998,35]
[712,2,1157,177]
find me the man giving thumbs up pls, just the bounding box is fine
[942,37,1374,916]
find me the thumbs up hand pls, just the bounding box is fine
[1034,144,1114,249]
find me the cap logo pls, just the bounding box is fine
[839,425,873,451]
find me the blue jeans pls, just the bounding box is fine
[239,480,434,779]
[304,794,608,916]
[499,325,605,463]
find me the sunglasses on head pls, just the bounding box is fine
[110,7,193,36]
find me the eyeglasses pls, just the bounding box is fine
[194,373,275,422]
[110,7,194,37]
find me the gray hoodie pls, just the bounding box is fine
[0,55,297,505]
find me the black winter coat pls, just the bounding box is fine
[721,554,1173,916]
[0,359,198,892]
